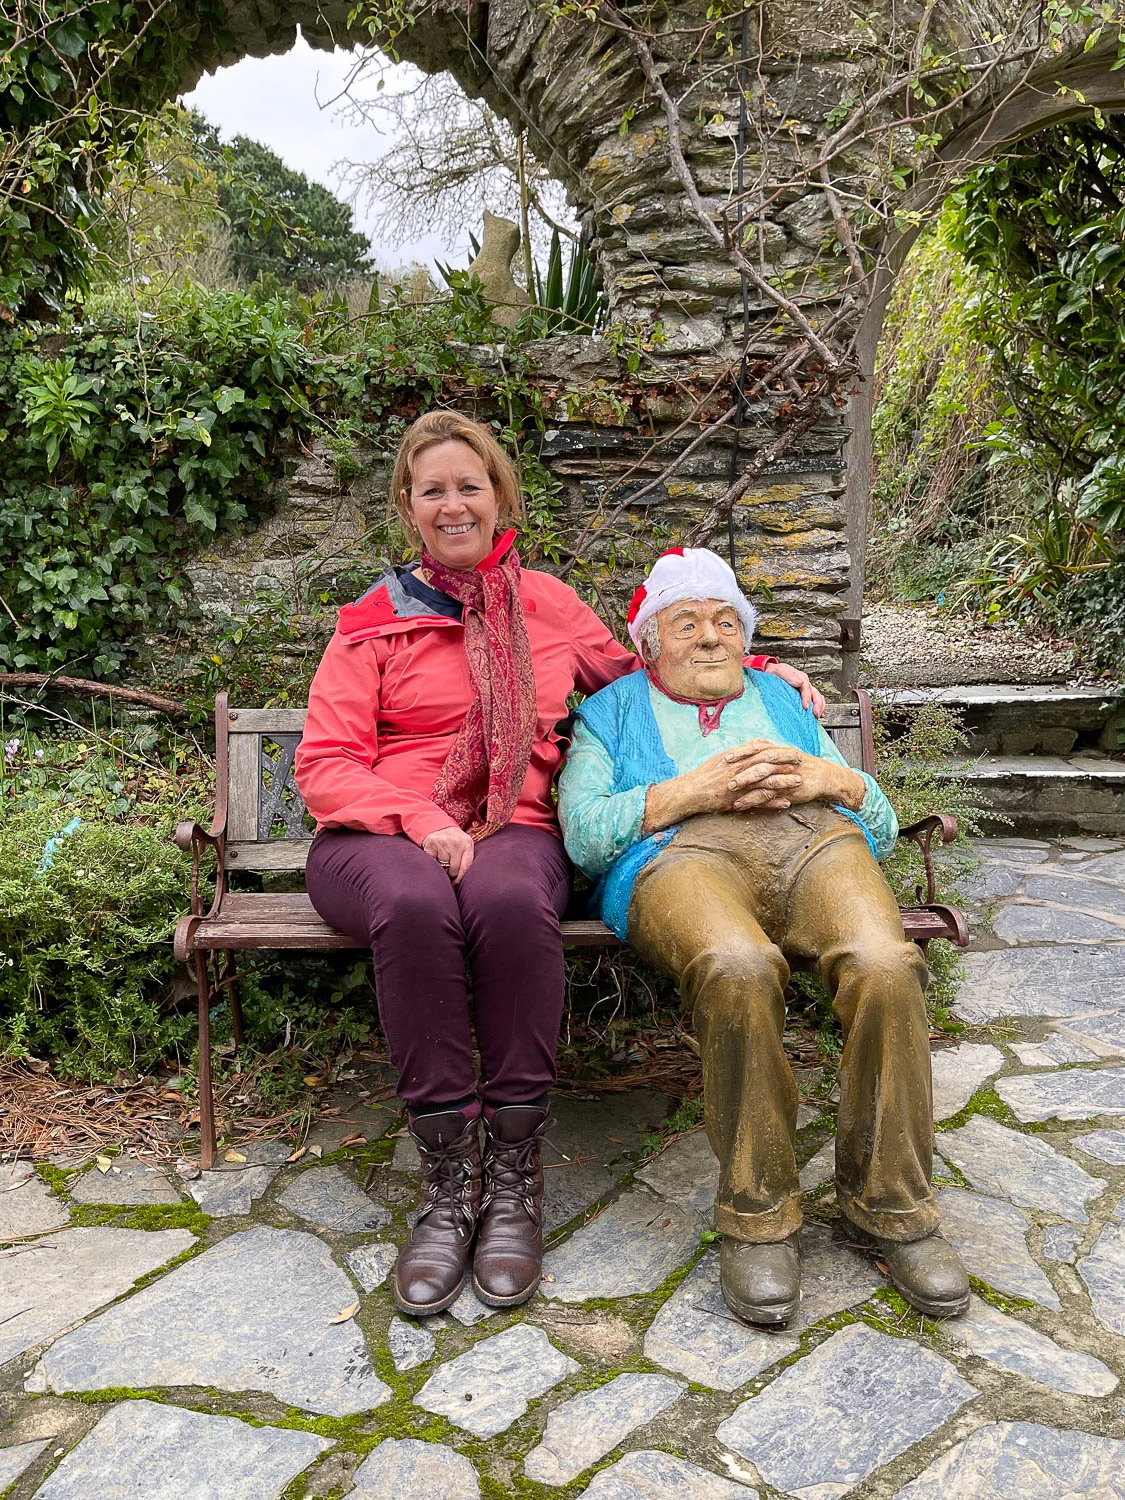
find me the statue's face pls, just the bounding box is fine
[650,598,745,701]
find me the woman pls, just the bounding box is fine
[294,409,821,1317]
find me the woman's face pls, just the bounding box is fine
[403,439,500,570]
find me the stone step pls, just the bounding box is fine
[876,683,1122,757]
[927,752,1125,835]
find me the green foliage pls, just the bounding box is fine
[527,231,604,336]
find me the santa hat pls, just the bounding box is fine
[627,547,757,651]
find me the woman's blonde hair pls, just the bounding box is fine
[391,410,522,546]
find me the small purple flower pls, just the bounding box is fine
[3,738,18,767]
[34,749,44,761]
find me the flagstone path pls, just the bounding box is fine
[2,835,1125,1498]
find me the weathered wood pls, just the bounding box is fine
[226,708,310,734]
[226,841,310,871]
[226,733,261,843]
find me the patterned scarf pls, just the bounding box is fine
[422,528,537,840]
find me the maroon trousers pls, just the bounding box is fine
[305,824,571,1109]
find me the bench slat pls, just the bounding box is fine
[227,733,260,843]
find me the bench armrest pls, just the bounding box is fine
[898,813,959,905]
[174,821,227,921]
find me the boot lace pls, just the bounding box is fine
[416,1135,477,1239]
[481,1134,543,1222]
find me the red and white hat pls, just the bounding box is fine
[626,547,757,651]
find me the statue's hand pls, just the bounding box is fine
[726,741,803,811]
[755,749,866,811]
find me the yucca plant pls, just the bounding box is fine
[527,231,603,336]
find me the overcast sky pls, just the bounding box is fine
[181,35,470,272]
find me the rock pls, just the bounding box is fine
[954,948,1125,1024]
[69,1156,181,1205]
[1072,1127,1125,1164]
[388,1314,435,1373]
[798,1139,835,1190]
[524,1372,683,1486]
[1077,1220,1125,1336]
[1,1227,194,1368]
[946,1294,1117,1395]
[1023,873,1125,916]
[581,1449,754,1497]
[28,1226,391,1417]
[937,1115,1106,1222]
[993,905,1124,943]
[0,1162,69,1236]
[1041,1224,1082,1262]
[31,1399,328,1500]
[414,1324,579,1438]
[345,1241,398,1292]
[936,1188,1061,1308]
[0,1440,48,1491]
[447,1283,495,1326]
[278,1165,391,1233]
[187,1141,290,1217]
[1010,1035,1101,1067]
[716,1322,977,1498]
[892,1420,1125,1497]
[391,1136,420,1172]
[930,1044,1004,1121]
[541,1191,698,1302]
[349,1439,479,1498]
[1082,850,1125,883]
[1059,1011,1125,1057]
[175,1161,202,1181]
[997,1066,1125,1122]
[961,862,1027,902]
[542,1090,673,1233]
[636,1132,717,1220]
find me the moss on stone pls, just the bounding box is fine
[933,1083,1022,1134]
[68,1202,210,1235]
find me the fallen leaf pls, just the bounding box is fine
[224,1150,246,1163]
[329,1302,359,1324]
[542,1273,556,1283]
[285,1147,307,1164]
[303,1076,326,1088]
[338,1134,367,1149]
[308,1145,323,1158]
[96,1155,112,1174]
[25,1057,50,1074]
[875,1259,889,1275]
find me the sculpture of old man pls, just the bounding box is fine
[558,548,970,1325]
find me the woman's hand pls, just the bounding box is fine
[764,661,826,718]
[422,825,475,884]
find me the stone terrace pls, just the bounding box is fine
[2,835,1125,1497]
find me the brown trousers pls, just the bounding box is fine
[629,805,938,1245]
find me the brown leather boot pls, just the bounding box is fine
[394,1110,481,1316]
[472,1105,549,1308]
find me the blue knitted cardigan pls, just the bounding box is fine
[573,668,878,939]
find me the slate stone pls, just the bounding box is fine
[946,1294,1117,1395]
[1023,873,1125,917]
[961,862,1027,902]
[798,1139,835,1191]
[447,1283,495,1326]
[542,1090,673,1233]
[28,1226,391,1417]
[0,1440,48,1491]
[414,1323,579,1438]
[541,1191,698,1302]
[936,1188,1061,1308]
[636,1132,717,1220]
[977,840,1051,859]
[1010,1035,1101,1068]
[716,1322,977,1499]
[68,1155,182,1206]
[892,1420,1125,1498]
[1041,1224,1082,1262]
[955,947,1125,1024]
[0,1227,194,1368]
[391,1137,420,1173]
[997,1066,1125,1122]
[1078,849,1125,883]
[524,1372,683,1485]
[930,1043,1004,1121]
[345,1241,398,1292]
[349,1439,479,1499]
[0,1161,69,1236]
[1072,1127,1125,1164]
[937,1115,1106,1222]
[32,1399,328,1500]
[1059,1012,1125,1057]
[582,1449,754,1498]
[992,905,1123,943]
[388,1314,435,1373]
[278,1164,391,1233]
[1077,1220,1125,1336]
[644,1226,883,1391]
[187,1140,290,1217]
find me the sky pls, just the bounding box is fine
[181,35,470,272]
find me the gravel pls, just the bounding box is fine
[860,602,1083,688]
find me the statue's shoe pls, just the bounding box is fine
[719,1232,801,1326]
[843,1219,970,1318]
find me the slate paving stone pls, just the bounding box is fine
[540,1191,698,1302]
[0,1439,48,1491]
[447,1283,495,1326]
[1023,873,1125,917]
[936,1188,1061,1308]
[978,840,1051,859]
[1081,850,1125,883]
[31,1399,329,1500]
[798,1139,835,1190]
[635,1131,717,1220]
[523,1372,684,1486]
[68,1155,181,1206]
[27,1226,391,1417]
[946,1294,1118,1395]
[961,861,1027,902]
[0,1161,69,1237]
[348,1439,479,1499]
[937,1115,1106,1222]
[997,1066,1125,1122]
[1077,1220,1125,1336]
[388,1314,435,1373]
[1041,1224,1082,1262]
[391,1136,419,1173]
[891,1420,1125,1498]
[715,1322,977,1499]
[1072,1127,1125,1164]
[581,1449,754,1498]
[277,1164,391,1233]
[186,1140,290,1217]
[929,1043,1004,1120]
[0,1227,194,1367]
[414,1323,579,1438]
[344,1241,398,1292]
[992,905,1124,943]
[1010,1035,1102,1067]
[1058,1011,1125,1057]
[954,947,1125,1024]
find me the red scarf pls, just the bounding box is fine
[647,668,744,736]
[423,529,537,840]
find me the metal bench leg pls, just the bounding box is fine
[220,950,244,1049]
[195,951,218,1171]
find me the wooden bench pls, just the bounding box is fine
[174,688,968,1167]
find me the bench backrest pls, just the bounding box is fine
[218,690,876,874]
